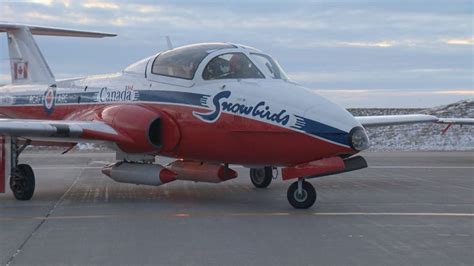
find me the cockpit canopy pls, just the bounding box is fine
[150,43,289,81]
[151,43,234,80]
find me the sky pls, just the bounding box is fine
[0,0,472,107]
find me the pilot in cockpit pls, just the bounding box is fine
[228,53,247,78]
[203,52,264,80]
[181,61,196,79]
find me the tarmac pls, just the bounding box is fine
[0,151,473,265]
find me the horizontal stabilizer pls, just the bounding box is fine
[1,22,116,85]
[0,22,116,38]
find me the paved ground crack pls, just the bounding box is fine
[6,167,86,265]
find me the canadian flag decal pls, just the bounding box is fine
[14,62,28,80]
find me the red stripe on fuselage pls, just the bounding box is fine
[0,103,356,166]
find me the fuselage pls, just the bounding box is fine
[0,43,363,166]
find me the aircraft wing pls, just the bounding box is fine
[356,114,474,127]
[0,118,127,143]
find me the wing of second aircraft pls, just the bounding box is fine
[355,114,474,127]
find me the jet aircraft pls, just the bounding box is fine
[0,23,472,208]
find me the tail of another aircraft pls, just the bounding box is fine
[0,23,116,85]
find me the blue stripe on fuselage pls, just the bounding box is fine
[291,115,350,146]
[138,90,209,107]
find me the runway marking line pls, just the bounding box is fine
[0,212,472,221]
[311,212,474,217]
[175,213,190,217]
[32,165,474,170]
[34,166,103,170]
[369,166,474,169]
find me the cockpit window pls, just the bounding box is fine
[250,53,289,80]
[203,53,264,80]
[152,43,235,80]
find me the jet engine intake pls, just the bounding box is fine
[99,105,180,154]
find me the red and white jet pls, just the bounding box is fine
[0,23,472,208]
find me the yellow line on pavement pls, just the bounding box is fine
[0,212,472,221]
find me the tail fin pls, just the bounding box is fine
[0,23,116,85]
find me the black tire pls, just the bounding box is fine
[250,167,273,188]
[10,164,35,201]
[287,180,316,209]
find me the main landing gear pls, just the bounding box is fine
[250,166,276,188]
[9,139,35,201]
[10,164,35,200]
[287,179,316,209]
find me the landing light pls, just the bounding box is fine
[349,127,370,151]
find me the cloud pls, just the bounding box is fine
[82,1,119,10]
[129,4,162,14]
[289,68,473,85]
[312,89,474,108]
[442,37,474,46]
[274,37,473,50]
[434,90,474,95]
[27,0,54,5]
[23,12,60,22]
[0,74,10,84]
[22,11,104,25]
[16,0,71,7]
[1,1,470,39]
[0,0,472,107]
[312,89,370,94]
[288,70,384,83]
[405,68,467,73]
[338,41,396,48]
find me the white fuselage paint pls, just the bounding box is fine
[0,45,363,151]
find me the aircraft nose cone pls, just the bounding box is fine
[298,90,364,153]
[304,103,361,139]
[101,165,112,177]
[159,168,177,183]
[348,127,371,151]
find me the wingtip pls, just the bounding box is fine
[100,33,117,38]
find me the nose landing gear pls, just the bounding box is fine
[287,179,316,209]
[250,166,276,188]
[250,166,317,208]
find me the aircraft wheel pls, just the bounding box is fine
[287,180,316,209]
[250,167,273,188]
[10,164,35,201]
